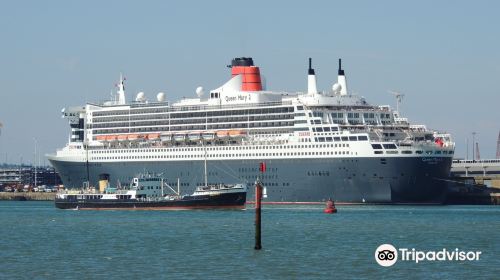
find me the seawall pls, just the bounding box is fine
[0,192,55,201]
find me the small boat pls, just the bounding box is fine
[202,131,215,140]
[216,130,229,138]
[127,134,140,141]
[54,175,247,210]
[55,144,246,210]
[188,132,201,141]
[173,134,186,142]
[95,135,107,141]
[147,133,160,140]
[160,133,172,142]
[229,130,247,138]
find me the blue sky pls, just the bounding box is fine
[0,0,499,165]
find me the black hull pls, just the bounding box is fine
[49,156,452,204]
[55,192,246,210]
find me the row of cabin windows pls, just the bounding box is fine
[371,145,454,155]
[236,181,290,187]
[330,112,391,119]
[93,108,169,117]
[307,171,330,176]
[371,143,398,149]
[312,127,339,132]
[91,150,355,160]
[92,121,295,134]
[92,107,294,119]
[316,136,367,142]
[93,112,295,124]
[90,143,356,154]
[92,114,294,128]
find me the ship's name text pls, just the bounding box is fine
[225,95,249,103]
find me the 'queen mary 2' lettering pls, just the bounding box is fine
[225,94,249,103]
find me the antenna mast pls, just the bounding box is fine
[475,142,481,160]
[496,131,500,159]
[388,90,405,114]
[472,132,477,161]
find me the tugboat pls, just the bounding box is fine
[55,173,247,210]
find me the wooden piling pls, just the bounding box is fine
[254,181,262,250]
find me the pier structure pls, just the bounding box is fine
[451,159,500,187]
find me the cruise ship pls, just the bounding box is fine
[47,57,455,203]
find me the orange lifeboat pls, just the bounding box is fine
[229,130,247,138]
[127,134,140,141]
[95,135,107,141]
[117,134,128,141]
[216,130,229,138]
[106,135,117,141]
[147,133,160,140]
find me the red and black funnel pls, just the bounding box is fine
[229,57,262,91]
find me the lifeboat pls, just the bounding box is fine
[173,134,186,142]
[188,132,201,141]
[202,132,215,140]
[127,134,140,141]
[106,135,117,141]
[117,134,128,141]
[95,135,107,141]
[216,130,229,138]
[229,130,247,138]
[160,133,172,142]
[147,133,160,140]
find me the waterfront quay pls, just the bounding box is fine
[0,165,61,200]
[447,159,500,205]
[0,192,55,201]
[451,159,500,187]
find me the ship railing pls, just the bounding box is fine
[56,189,89,195]
[137,196,180,202]
[452,159,500,164]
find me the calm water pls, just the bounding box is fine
[0,202,499,279]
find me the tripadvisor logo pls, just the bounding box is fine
[375,244,398,267]
[375,244,482,267]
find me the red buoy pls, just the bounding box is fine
[324,198,337,214]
